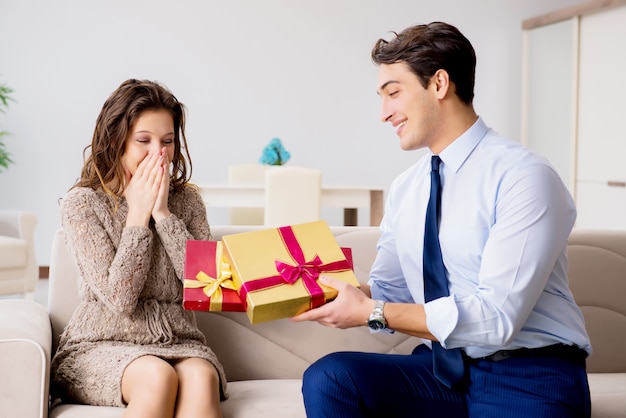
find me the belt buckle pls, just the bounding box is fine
[490,350,513,362]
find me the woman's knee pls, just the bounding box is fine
[122,356,178,403]
[174,358,220,388]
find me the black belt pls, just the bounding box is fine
[474,344,587,366]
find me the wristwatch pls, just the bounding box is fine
[367,300,387,333]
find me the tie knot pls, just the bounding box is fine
[431,155,441,172]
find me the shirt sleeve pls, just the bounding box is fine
[369,189,416,304]
[428,163,576,349]
[155,186,211,282]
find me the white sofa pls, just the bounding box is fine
[0,226,624,417]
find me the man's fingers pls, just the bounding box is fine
[290,302,332,323]
[319,275,344,290]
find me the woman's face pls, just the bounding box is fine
[121,109,176,175]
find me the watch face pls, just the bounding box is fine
[368,319,385,331]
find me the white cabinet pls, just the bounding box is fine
[522,17,578,192]
[522,0,626,230]
[576,5,626,229]
[577,6,626,184]
[576,181,626,229]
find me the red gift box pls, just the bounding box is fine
[183,240,245,312]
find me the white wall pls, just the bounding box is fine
[0,0,583,265]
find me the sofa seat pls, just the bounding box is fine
[221,380,305,418]
[48,379,304,418]
[46,372,626,418]
[587,373,626,417]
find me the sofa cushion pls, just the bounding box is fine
[49,380,306,418]
[567,231,626,373]
[587,373,626,418]
[222,380,305,418]
[195,310,420,382]
[49,404,124,418]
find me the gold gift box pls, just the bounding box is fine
[222,220,359,324]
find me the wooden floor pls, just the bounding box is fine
[39,266,49,279]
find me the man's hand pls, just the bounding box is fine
[290,275,375,329]
[293,276,434,340]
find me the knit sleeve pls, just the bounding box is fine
[154,184,211,281]
[61,188,153,315]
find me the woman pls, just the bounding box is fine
[51,79,226,418]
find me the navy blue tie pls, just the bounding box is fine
[423,155,465,388]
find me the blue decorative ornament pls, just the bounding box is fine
[259,137,291,165]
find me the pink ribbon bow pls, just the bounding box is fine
[239,225,352,311]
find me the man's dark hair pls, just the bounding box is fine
[371,22,476,105]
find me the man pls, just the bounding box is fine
[291,22,591,417]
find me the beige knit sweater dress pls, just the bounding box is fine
[50,185,227,407]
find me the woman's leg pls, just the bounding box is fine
[173,357,223,418]
[121,355,178,418]
[302,345,467,418]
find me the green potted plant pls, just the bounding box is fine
[0,79,15,172]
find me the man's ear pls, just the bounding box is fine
[432,69,450,99]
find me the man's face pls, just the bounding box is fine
[377,62,441,152]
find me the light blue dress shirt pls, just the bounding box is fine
[369,117,591,359]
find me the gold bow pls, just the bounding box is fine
[184,261,236,310]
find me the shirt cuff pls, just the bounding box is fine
[424,295,459,348]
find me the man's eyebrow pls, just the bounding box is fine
[377,80,399,95]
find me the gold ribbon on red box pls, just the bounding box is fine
[184,262,237,311]
[183,240,245,312]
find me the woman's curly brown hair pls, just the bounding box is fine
[75,79,193,196]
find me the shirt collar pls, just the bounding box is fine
[437,116,489,173]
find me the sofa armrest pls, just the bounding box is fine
[0,299,51,418]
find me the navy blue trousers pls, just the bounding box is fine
[302,345,591,418]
